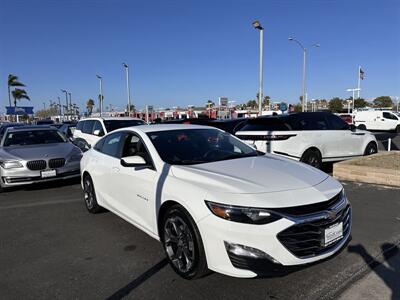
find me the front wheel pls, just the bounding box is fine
[161,205,208,279]
[364,142,378,156]
[357,124,367,130]
[300,149,322,169]
[83,175,103,213]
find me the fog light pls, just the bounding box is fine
[224,241,280,263]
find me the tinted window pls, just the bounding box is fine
[326,114,349,130]
[147,129,258,165]
[92,120,104,135]
[103,120,145,132]
[76,121,84,130]
[4,130,66,146]
[295,114,328,130]
[98,132,123,157]
[383,112,398,120]
[121,134,152,165]
[82,120,95,134]
[240,118,291,131]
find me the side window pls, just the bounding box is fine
[297,114,328,130]
[98,132,123,158]
[82,120,95,134]
[76,121,84,131]
[121,133,152,165]
[92,121,105,136]
[383,112,398,120]
[326,114,349,130]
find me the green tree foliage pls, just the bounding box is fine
[246,100,258,109]
[293,103,302,112]
[354,98,368,108]
[7,74,25,107]
[262,96,270,108]
[328,97,344,113]
[373,96,393,108]
[86,99,95,116]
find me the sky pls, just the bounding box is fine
[0,0,399,113]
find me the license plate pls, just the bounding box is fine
[324,222,343,246]
[41,170,56,178]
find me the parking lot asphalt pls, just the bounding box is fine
[0,180,399,300]
[373,132,400,151]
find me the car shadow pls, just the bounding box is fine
[347,243,400,300]
[2,177,81,193]
[105,258,169,300]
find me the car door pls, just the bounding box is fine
[92,132,125,211]
[325,114,363,157]
[112,132,157,233]
[382,112,399,130]
[81,120,96,146]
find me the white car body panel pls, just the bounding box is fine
[354,110,400,131]
[81,124,350,278]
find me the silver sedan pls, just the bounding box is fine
[0,126,82,190]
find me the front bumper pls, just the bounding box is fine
[197,198,352,278]
[1,162,80,188]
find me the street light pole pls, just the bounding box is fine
[289,37,320,112]
[61,89,68,121]
[346,88,360,123]
[253,20,264,116]
[96,75,103,117]
[57,97,61,118]
[68,92,72,117]
[122,63,132,116]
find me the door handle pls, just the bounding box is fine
[112,167,120,173]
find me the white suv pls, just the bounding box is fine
[236,112,378,169]
[73,117,145,149]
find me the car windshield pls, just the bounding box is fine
[3,130,67,146]
[147,129,258,165]
[104,120,145,132]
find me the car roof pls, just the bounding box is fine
[117,124,214,133]
[79,117,143,121]
[6,125,57,132]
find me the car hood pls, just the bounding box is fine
[0,143,77,160]
[171,154,329,194]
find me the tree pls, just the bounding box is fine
[262,96,270,108]
[7,74,25,107]
[328,97,343,113]
[354,98,368,108]
[126,104,135,113]
[246,100,258,109]
[373,96,393,108]
[86,99,95,116]
[206,100,215,108]
[293,103,302,112]
[11,88,30,119]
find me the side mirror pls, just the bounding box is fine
[349,124,356,131]
[93,129,104,136]
[121,156,147,167]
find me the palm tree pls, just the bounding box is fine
[86,99,95,116]
[11,88,30,120]
[7,74,25,107]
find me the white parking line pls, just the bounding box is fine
[0,198,81,210]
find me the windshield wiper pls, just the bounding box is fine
[217,153,258,161]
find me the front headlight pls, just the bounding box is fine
[1,160,23,169]
[205,201,281,224]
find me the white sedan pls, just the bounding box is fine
[80,125,351,279]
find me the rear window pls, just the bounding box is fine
[103,120,145,132]
[240,118,291,131]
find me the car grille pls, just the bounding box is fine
[48,158,65,169]
[27,160,47,171]
[277,195,351,258]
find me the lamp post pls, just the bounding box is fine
[68,92,72,117]
[61,89,68,121]
[96,75,104,117]
[122,63,132,116]
[288,37,320,112]
[252,20,264,116]
[57,96,61,118]
[346,88,360,122]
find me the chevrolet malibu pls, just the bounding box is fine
[80,125,351,279]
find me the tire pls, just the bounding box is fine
[300,149,322,169]
[83,174,103,213]
[364,142,378,156]
[160,205,208,280]
[358,124,367,130]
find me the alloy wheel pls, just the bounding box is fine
[84,178,94,209]
[163,216,195,273]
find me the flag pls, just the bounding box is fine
[359,68,365,80]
